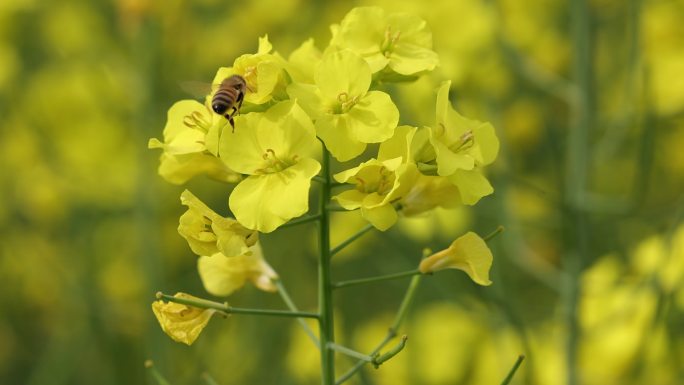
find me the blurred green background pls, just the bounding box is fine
[1,0,683,384]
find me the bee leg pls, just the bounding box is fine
[235,94,244,116]
[228,116,236,132]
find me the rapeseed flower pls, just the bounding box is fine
[220,100,320,233]
[425,81,499,204]
[148,100,240,184]
[288,49,399,161]
[178,190,258,258]
[329,6,439,77]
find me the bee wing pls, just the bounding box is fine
[179,81,216,98]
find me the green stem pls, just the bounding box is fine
[318,146,335,385]
[332,269,422,290]
[500,355,525,385]
[327,343,374,362]
[156,292,319,319]
[313,175,326,184]
[483,225,505,242]
[565,0,592,384]
[335,274,423,385]
[330,224,374,256]
[145,360,172,385]
[274,279,320,348]
[280,214,322,229]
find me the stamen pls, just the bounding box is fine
[183,111,211,131]
[355,177,366,191]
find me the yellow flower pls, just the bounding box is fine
[333,126,419,231]
[419,232,493,286]
[220,100,320,233]
[398,174,460,217]
[148,100,240,185]
[198,242,278,297]
[425,81,499,205]
[151,292,216,345]
[287,49,399,161]
[178,190,258,258]
[329,6,439,77]
[212,35,288,106]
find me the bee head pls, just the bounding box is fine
[212,103,228,114]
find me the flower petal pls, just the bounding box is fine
[378,125,417,162]
[347,91,399,143]
[361,204,398,231]
[316,50,371,101]
[198,253,250,296]
[448,169,494,205]
[287,83,325,119]
[151,293,216,345]
[333,189,365,210]
[157,153,240,185]
[389,44,439,75]
[220,101,317,175]
[418,232,493,286]
[287,38,322,84]
[229,158,320,233]
[316,114,367,161]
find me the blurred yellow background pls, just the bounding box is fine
[1,0,683,384]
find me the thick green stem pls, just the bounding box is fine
[333,269,422,290]
[335,274,423,385]
[565,0,592,384]
[156,292,319,319]
[274,279,320,348]
[318,146,335,385]
[330,224,374,257]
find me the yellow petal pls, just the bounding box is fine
[448,169,494,205]
[361,204,398,231]
[229,158,320,233]
[198,243,278,297]
[333,189,366,210]
[419,232,493,286]
[151,293,216,345]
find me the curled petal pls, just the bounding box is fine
[151,293,216,345]
[419,232,493,286]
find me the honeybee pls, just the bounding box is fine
[211,75,248,131]
[181,75,249,131]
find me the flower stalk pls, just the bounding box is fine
[500,355,525,385]
[333,269,422,289]
[330,224,375,256]
[156,292,319,319]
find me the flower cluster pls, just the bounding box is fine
[149,6,499,346]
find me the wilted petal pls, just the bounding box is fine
[151,293,216,345]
